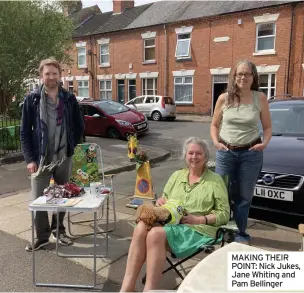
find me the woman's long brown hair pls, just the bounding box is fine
[226,60,260,107]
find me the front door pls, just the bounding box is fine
[117,80,125,104]
[212,75,228,115]
[128,79,136,101]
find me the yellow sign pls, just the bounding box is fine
[134,161,154,199]
[127,135,138,160]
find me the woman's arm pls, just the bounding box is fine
[259,92,272,146]
[210,94,228,150]
[249,92,272,151]
[209,177,230,226]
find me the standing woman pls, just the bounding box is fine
[210,60,272,243]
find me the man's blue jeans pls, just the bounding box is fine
[215,149,263,234]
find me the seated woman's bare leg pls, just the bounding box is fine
[144,227,167,292]
[120,221,148,292]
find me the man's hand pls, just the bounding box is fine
[27,162,38,174]
[180,214,202,225]
[156,197,167,206]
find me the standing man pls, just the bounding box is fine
[20,58,84,251]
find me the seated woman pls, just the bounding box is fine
[120,137,230,292]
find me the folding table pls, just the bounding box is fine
[28,189,109,289]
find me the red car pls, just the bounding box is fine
[78,99,149,139]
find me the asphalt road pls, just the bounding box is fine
[0,120,212,196]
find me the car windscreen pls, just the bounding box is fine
[267,103,304,137]
[95,101,129,115]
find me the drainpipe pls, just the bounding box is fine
[298,12,304,95]
[286,3,296,94]
[164,23,168,96]
[89,35,95,99]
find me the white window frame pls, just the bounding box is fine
[77,46,87,68]
[255,22,276,53]
[142,78,157,95]
[77,80,89,97]
[259,73,276,100]
[143,38,155,62]
[67,81,74,92]
[100,44,110,66]
[174,76,193,104]
[175,33,191,58]
[99,80,112,100]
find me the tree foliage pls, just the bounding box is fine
[0,1,74,113]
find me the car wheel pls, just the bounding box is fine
[152,111,161,121]
[107,127,120,139]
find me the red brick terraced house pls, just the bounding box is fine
[61,0,304,115]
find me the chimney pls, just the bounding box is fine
[113,0,134,14]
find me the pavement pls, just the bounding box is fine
[0,114,303,291]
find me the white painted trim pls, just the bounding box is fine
[302,64,304,70]
[65,76,74,81]
[97,74,113,80]
[254,13,279,24]
[75,41,86,48]
[115,73,126,79]
[126,73,137,79]
[175,26,193,35]
[139,72,159,79]
[253,50,276,56]
[75,75,89,81]
[213,36,230,43]
[172,70,195,77]
[97,38,110,45]
[141,31,156,39]
[210,68,231,75]
[78,65,87,69]
[256,65,280,73]
[99,63,110,68]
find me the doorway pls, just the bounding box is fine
[128,79,136,101]
[212,75,228,115]
[117,80,125,104]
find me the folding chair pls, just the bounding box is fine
[67,143,117,237]
[141,173,238,284]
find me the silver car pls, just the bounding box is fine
[125,95,176,121]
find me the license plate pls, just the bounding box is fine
[137,123,146,129]
[254,186,293,202]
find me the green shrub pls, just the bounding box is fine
[0,127,20,150]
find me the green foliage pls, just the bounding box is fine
[0,0,74,113]
[0,126,20,150]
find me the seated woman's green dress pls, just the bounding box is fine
[162,168,229,258]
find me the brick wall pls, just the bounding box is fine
[62,2,304,114]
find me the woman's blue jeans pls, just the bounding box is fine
[215,149,263,234]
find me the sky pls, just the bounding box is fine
[82,0,160,12]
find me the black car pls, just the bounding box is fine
[252,98,304,217]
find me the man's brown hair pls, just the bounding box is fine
[38,57,62,75]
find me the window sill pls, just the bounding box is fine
[142,60,156,65]
[175,102,194,106]
[78,65,87,69]
[253,50,276,56]
[99,64,111,68]
[175,57,192,62]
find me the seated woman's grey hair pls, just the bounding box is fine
[181,137,210,165]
